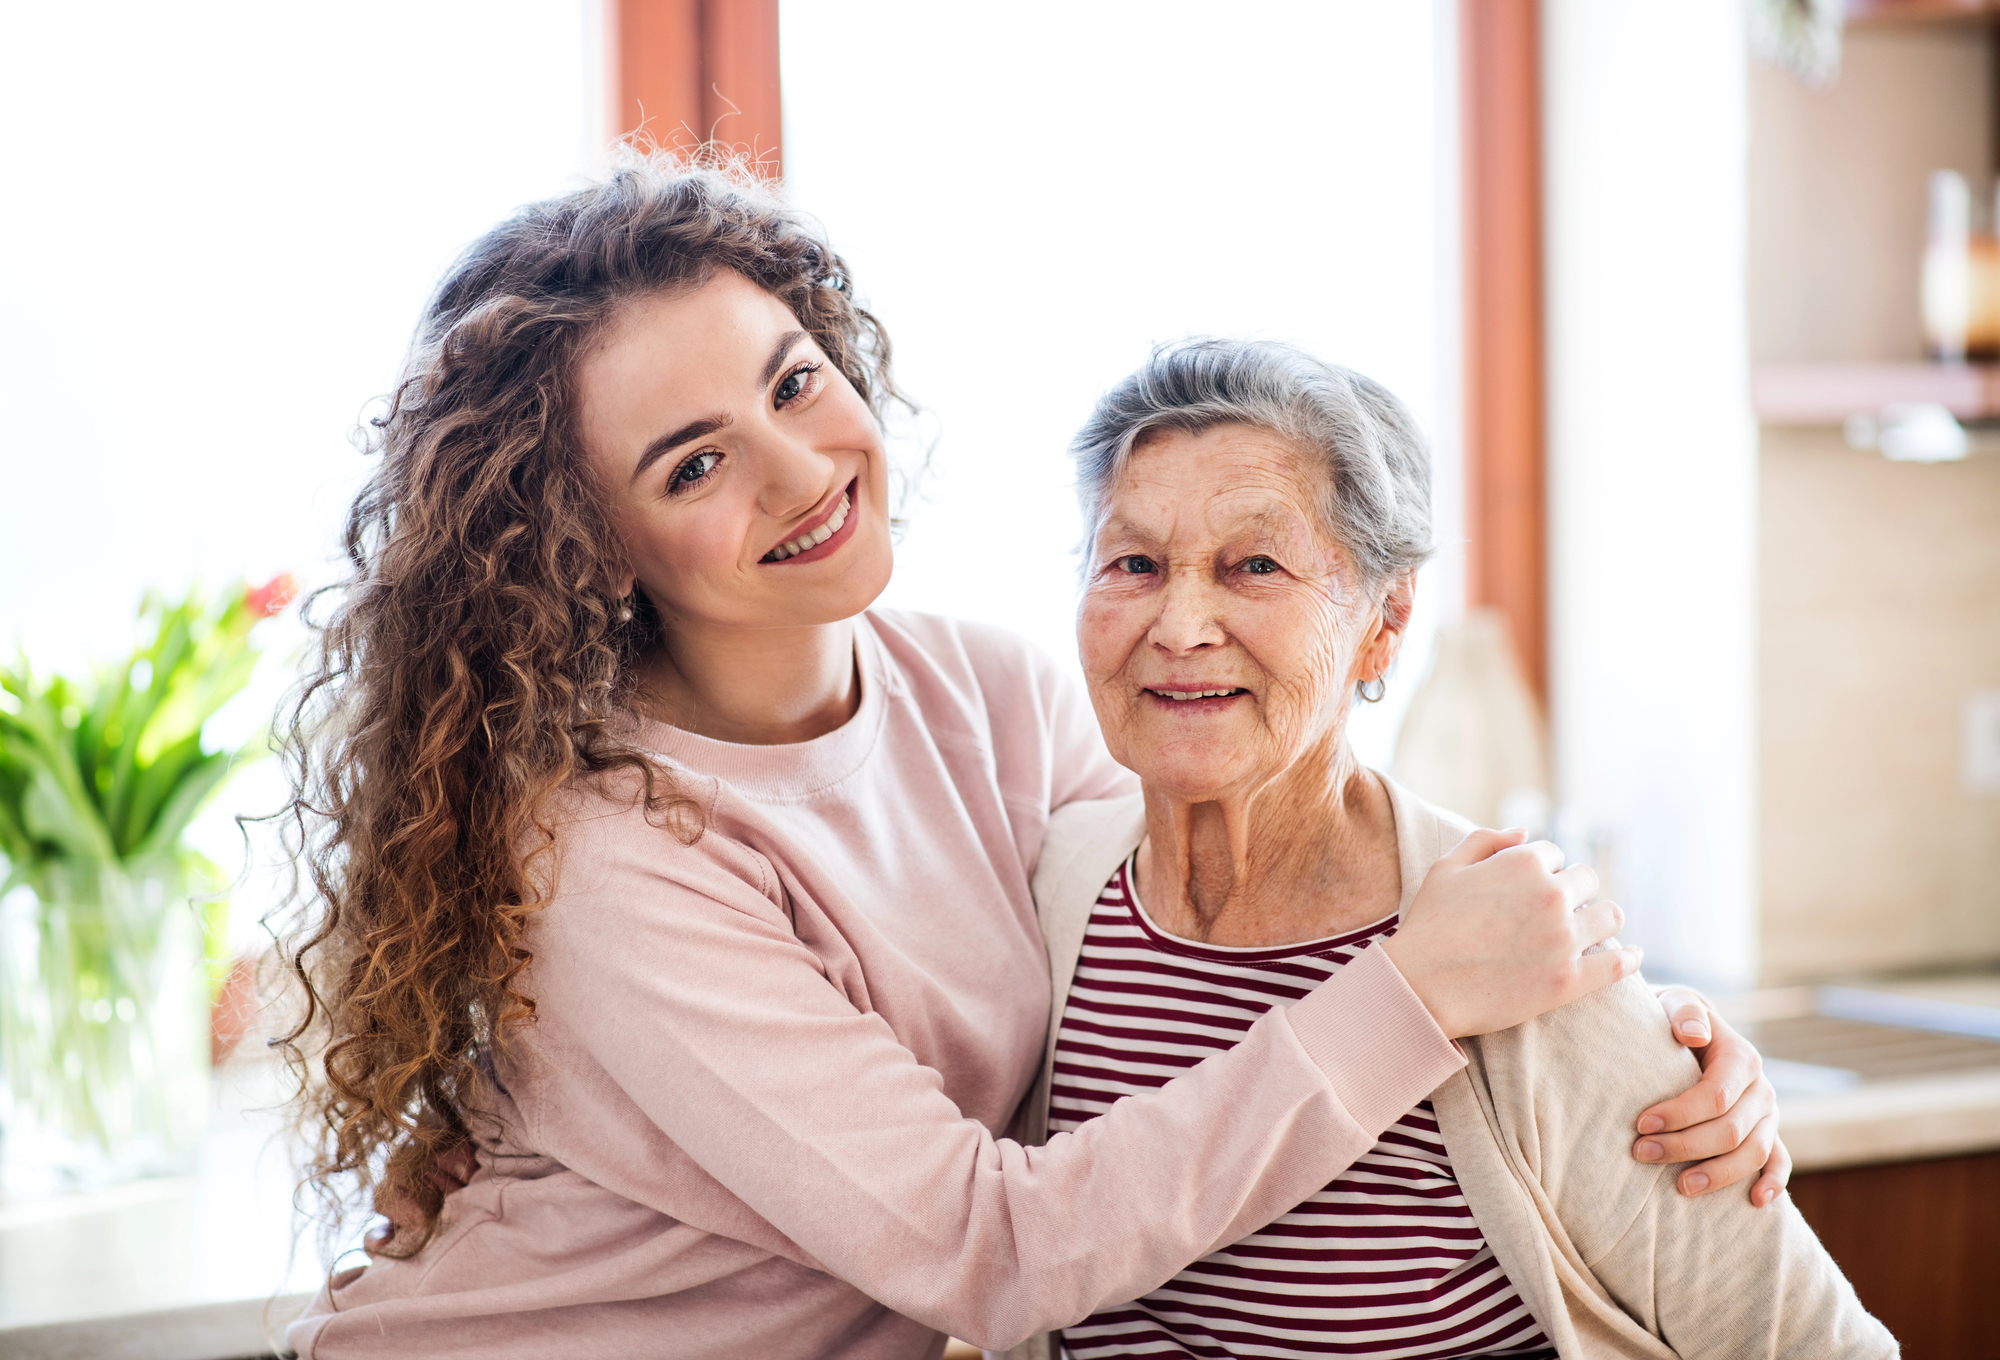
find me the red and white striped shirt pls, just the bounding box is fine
[1048,858,1554,1360]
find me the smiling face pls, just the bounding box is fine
[576,269,894,637]
[1078,424,1409,806]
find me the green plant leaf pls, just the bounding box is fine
[105,602,199,831]
[0,766,35,863]
[1,582,277,886]
[22,767,115,862]
[117,730,206,855]
[127,749,241,864]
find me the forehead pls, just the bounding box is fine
[1104,424,1330,539]
[590,270,796,372]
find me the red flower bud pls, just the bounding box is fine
[246,573,299,619]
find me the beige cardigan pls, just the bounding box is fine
[1006,784,1895,1360]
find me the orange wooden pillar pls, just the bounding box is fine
[607,0,783,171]
[1459,0,1546,704]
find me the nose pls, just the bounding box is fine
[1148,571,1227,654]
[755,426,840,521]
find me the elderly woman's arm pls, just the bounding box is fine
[1436,976,1894,1359]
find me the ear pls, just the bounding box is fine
[1360,570,1417,682]
[613,568,636,598]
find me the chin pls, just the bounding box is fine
[849,526,895,606]
[1131,757,1249,805]
[814,528,895,623]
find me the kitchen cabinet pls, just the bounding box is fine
[1791,1150,2000,1360]
[1742,978,2000,1357]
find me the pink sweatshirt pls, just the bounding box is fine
[289,612,1464,1359]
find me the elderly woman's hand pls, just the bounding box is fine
[1382,827,1641,1039]
[1634,988,1792,1207]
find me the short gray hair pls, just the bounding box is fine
[1069,338,1434,592]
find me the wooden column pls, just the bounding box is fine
[608,0,783,171]
[1460,0,1547,703]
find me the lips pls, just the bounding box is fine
[1143,686,1249,708]
[760,480,857,565]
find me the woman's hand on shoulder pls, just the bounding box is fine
[1633,987,1792,1208]
[1381,827,1641,1040]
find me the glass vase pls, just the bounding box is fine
[0,860,211,1199]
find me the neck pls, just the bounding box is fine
[1135,733,1400,947]
[634,616,860,745]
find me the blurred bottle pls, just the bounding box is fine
[1924,170,1971,362]
[1922,170,2000,362]
[1390,609,1549,830]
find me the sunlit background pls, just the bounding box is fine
[5,1,2000,1352]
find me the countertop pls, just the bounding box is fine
[1724,973,2000,1172]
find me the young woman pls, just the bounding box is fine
[279,154,1787,1360]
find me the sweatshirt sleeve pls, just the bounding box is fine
[530,824,1462,1352]
[936,612,1136,814]
[1038,653,1137,810]
[1466,977,1896,1360]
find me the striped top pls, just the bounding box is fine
[1048,858,1554,1360]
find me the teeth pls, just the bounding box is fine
[1159,689,1239,701]
[767,493,850,560]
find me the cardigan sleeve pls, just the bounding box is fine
[528,820,1461,1352]
[1460,976,1897,1360]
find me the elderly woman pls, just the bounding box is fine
[1014,341,1892,1360]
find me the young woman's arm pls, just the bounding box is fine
[1641,987,1790,1205]
[518,815,1619,1351]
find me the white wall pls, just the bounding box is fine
[0,1,595,940]
[0,3,596,663]
[1542,1,1759,990]
[778,0,1462,769]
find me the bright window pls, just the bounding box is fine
[781,0,1459,765]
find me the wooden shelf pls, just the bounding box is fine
[1752,361,2000,423]
[1847,0,2000,24]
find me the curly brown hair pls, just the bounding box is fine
[274,149,902,1255]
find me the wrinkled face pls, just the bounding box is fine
[577,270,894,635]
[1078,424,1401,804]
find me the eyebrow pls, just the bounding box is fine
[626,330,811,487]
[630,414,730,485]
[760,330,808,388]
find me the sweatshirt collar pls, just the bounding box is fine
[620,614,892,801]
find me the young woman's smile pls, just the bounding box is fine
[760,477,858,564]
